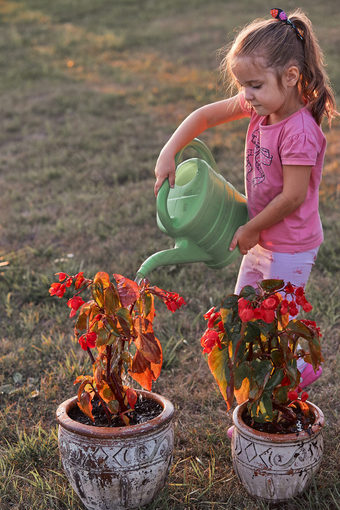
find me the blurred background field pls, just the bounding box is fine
[0,1,339,509]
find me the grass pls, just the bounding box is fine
[0,0,339,508]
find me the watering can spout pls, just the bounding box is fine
[135,239,211,282]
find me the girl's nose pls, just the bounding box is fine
[244,87,254,101]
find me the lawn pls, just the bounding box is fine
[0,1,339,509]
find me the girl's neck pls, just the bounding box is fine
[268,90,305,125]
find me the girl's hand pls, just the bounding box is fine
[229,225,260,255]
[154,152,176,196]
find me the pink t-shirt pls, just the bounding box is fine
[239,94,326,253]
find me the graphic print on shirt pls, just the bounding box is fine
[246,128,273,186]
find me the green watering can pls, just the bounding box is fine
[136,138,248,281]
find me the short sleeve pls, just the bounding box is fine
[280,133,319,166]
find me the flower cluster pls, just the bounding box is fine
[49,272,86,299]
[49,271,185,425]
[200,279,323,430]
[238,283,313,324]
[163,292,186,312]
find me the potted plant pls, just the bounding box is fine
[50,271,185,510]
[200,279,324,502]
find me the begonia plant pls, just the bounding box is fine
[50,271,185,425]
[200,279,323,432]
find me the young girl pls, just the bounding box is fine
[154,9,338,391]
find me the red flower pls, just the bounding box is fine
[300,391,309,402]
[295,286,305,297]
[281,375,291,386]
[201,330,221,354]
[288,302,299,317]
[207,311,221,328]
[67,295,85,317]
[261,308,276,324]
[204,307,216,320]
[79,331,97,350]
[253,305,275,324]
[280,299,289,315]
[217,320,225,332]
[164,292,186,312]
[75,272,85,289]
[238,298,254,322]
[288,390,298,401]
[49,282,66,298]
[56,272,67,282]
[302,301,313,313]
[262,295,280,310]
[284,283,295,294]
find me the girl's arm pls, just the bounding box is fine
[154,94,247,195]
[229,165,312,254]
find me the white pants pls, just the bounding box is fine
[234,244,319,372]
[235,244,319,294]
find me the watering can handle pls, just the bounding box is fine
[174,138,219,170]
[157,138,218,235]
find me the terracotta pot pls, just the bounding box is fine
[231,400,324,502]
[56,390,174,510]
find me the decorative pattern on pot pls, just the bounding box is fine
[231,401,324,502]
[57,391,174,510]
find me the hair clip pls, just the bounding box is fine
[270,8,304,41]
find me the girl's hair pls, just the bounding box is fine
[221,9,337,125]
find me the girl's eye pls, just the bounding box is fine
[253,84,262,89]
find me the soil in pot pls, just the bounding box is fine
[242,405,316,435]
[68,394,162,427]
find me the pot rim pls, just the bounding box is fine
[233,400,324,443]
[56,389,174,439]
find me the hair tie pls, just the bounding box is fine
[270,8,304,41]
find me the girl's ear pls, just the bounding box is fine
[284,65,300,87]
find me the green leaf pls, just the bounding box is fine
[104,286,119,314]
[92,282,105,308]
[259,392,273,422]
[275,385,288,404]
[239,285,257,300]
[96,327,110,347]
[252,359,272,387]
[116,307,132,336]
[264,368,284,392]
[220,295,238,311]
[107,399,120,414]
[244,321,260,343]
[142,292,153,317]
[287,320,314,340]
[271,348,283,367]
[234,362,250,390]
[259,279,284,292]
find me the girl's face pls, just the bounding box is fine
[231,56,296,124]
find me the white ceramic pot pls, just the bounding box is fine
[56,390,174,510]
[231,400,324,502]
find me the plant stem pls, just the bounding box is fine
[87,346,95,364]
[107,345,112,381]
[108,371,128,413]
[91,386,112,423]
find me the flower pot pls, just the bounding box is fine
[56,390,174,510]
[231,400,324,502]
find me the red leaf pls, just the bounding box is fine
[113,274,140,307]
[126,388,137,409]
[77,391,94,422]
[134,317,161,363]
